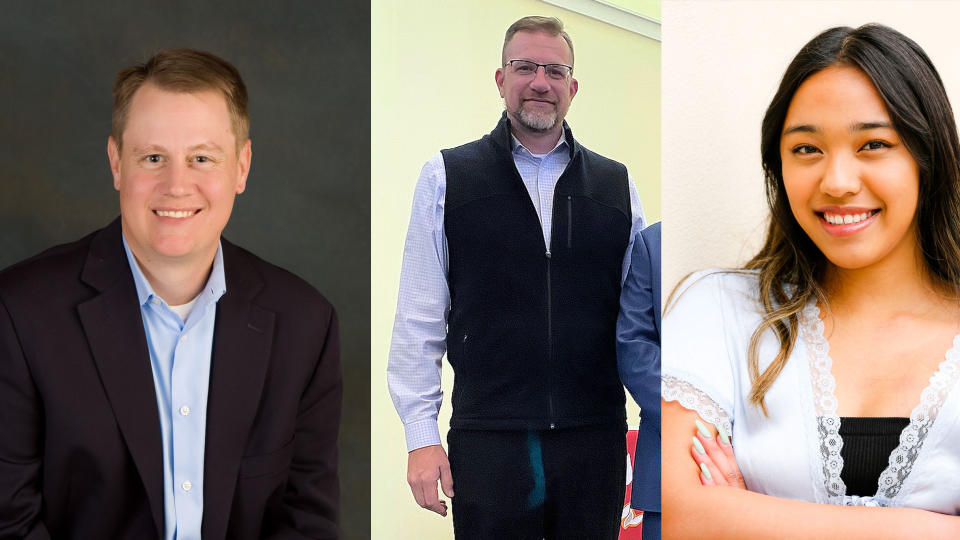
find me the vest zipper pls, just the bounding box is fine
[546,249,556,429]
[567,196,572,250]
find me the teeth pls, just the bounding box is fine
[823,211,873,225]
[155,210,196,218]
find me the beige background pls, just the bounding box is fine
[371,0,660,536]
[662,0,960,293]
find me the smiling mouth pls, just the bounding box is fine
[818,209,879,225]
[814,208,880,237]
[154,209,200,219]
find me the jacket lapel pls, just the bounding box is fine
[201,240,275,540]
[76,219,165,539]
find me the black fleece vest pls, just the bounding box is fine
[442,113,631,430]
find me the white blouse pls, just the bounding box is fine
[662,270,960,512]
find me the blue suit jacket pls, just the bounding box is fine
[616,222,661,516]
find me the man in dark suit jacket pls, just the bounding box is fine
[0,50,341,539]
[617,221,661,540]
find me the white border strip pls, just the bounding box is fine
[541,0,661,41]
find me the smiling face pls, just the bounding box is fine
[108,82,251,268]
[495,30,578,136]
[780,65,920,272]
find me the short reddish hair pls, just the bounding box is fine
[502,16,574,66]
[112,49,249,150]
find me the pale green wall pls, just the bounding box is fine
[372,1,660,536]
[608,0,661,20]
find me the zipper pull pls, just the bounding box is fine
[545,250,551,259]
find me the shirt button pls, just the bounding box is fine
[179,405,191,416]
[151,298,161,305]
[180,335,187,343]
[182,480,192,492]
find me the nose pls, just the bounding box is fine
[820,152,861,198]
[162,161,193,197]
[529,65,551,92]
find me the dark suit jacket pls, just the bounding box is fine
[616,222,661,518]
[0,218,341,539]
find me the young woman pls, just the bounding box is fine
[662,24,960,538]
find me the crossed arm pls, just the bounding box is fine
[663,400,960,539]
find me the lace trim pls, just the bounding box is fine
[662,375,732,436]
[800,302,960,502]
[876,335,960,498]
[841,495,882,507]
[798,302,845,499]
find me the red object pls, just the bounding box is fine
[619,429,643,538]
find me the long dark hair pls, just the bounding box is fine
[746,24,960,413]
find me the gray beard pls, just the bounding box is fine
[517,106,558,132]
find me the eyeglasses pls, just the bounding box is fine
[505,59,573,81]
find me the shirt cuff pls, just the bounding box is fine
[404,418,442,452]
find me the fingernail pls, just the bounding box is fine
[700,462,712,480]
[695,419,711,438]
[717,423,730,445]
[692,436,705,455]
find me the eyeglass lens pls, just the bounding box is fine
[510,60,570,80]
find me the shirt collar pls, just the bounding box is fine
[510,133,568,157]
[121,235,227,308]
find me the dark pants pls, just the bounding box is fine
[642,511,660,540]
[448,424,626,540]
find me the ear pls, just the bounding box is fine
[568,76,578,100]
[495,67,505,98]
[235,138,252,194]
[107,136,122,191]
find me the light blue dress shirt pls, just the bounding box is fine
[387,135,646,451]
[122,236,226,540]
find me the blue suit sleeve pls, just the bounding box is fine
[617,229,661,425]
[616,225,661,517]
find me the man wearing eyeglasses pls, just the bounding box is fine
[388,15,645,538]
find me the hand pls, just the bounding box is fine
[690,418,746,489]
[407,444,455,516]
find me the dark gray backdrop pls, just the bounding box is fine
[0,2,370,538]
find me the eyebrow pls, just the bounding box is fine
[131,144,168,155]
[852,121,893,131]
[188,141,226,154]
[130,141,226,155]
[782,121,894,136]
[782,124,818,136]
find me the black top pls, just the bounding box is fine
[839,417,910,496]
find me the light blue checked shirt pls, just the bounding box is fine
[387,134,645,451]
[122,236,226,540]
